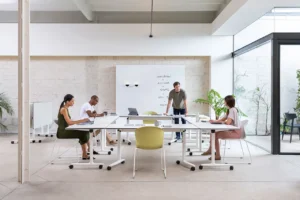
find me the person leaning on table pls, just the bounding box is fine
[56,94,91,160]
[201,95,241,160]
[164,81,188,140]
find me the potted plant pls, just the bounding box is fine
[195,89,247,120]
[0,92,14,131]
[194,89,228,120]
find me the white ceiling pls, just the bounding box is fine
[88,0,228,12]
[0,0,228,12]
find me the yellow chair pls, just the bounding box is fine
[133,126,166,178]
[143,111,158,124]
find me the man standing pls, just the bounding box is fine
[80,95,117,146]
[164,82,187,140]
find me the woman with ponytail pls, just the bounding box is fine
[201,95,241,160]
[57,94,91,160]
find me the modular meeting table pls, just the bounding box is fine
[120,114,196,145]
[66,115,240,171]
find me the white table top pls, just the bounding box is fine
[183,117,239,131]
[105,123,198,131]
[120,114,195,119]
[66,116,119,130]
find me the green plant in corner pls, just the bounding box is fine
[294,69,300,120]
[0,92,14,131]
[194,89,227,120]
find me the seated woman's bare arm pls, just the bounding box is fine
[61,108,88,125]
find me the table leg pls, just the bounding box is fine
[107,129,125,170]
[69,129,104,169]
[94,129,112,155]
[199,130,234,171]
[123,117,132,145]
[176,129,196,171]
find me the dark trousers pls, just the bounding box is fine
[173,108,186,139]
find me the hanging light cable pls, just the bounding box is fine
[149,0,154,38]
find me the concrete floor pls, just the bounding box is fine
[1,133,300,200]
[247,135,300,153]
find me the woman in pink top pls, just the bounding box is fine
[202,95,241,160]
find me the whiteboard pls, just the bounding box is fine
[32,102,53,128]
[116,65,185,115]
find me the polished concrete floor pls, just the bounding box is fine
[1,133,300,200]
[247,134,300,153]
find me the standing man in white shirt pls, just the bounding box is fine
[80,95,117,148]
[164,81,188,140]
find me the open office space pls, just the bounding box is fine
[0,0,300,199]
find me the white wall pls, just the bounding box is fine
[0,23,233,132]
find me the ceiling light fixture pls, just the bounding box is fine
[149,0,154,38]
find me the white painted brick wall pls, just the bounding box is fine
[0,56,209,133]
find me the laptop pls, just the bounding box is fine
[128,108,139,115]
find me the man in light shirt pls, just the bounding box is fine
[80,95,116,147]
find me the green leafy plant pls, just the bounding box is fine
[294,70,300,119]
[0,93,14,131]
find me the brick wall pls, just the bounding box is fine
[0,56,210,133]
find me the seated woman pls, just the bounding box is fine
[202,95,241,160]
[57,94,91,160]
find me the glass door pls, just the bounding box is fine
[280,45,300,153]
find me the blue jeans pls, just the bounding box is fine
[173,108,186,139]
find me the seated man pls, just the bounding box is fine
[80,95,117,150]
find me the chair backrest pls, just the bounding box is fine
[143,111,158,124]
[135,126,164,149]
[284,113,297,125]
[240,120,249,139]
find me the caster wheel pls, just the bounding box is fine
[69,165,74,169]
[38,134,40,136]
[176,160,180,165]
[190,167,195,171]
[187,148,190,152]
[107,166,112,171]
[11,141,14,144]
[38,140,42,143]
[99,165,103,169]
[108,151,111,155]
[32,140,36,143]
[123,139,125,142]
[110,148,114,151]
[202,140,204,143]
[168,142,171,145]
[128,142,131,145]
[97,140,100,142]
[175,140,177,143]
[51,135,53,137]
[189,152,193,156]
[121,161,125,164]
[199,165,203,170]
[230,166,234,171]
[46,135,48,137]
